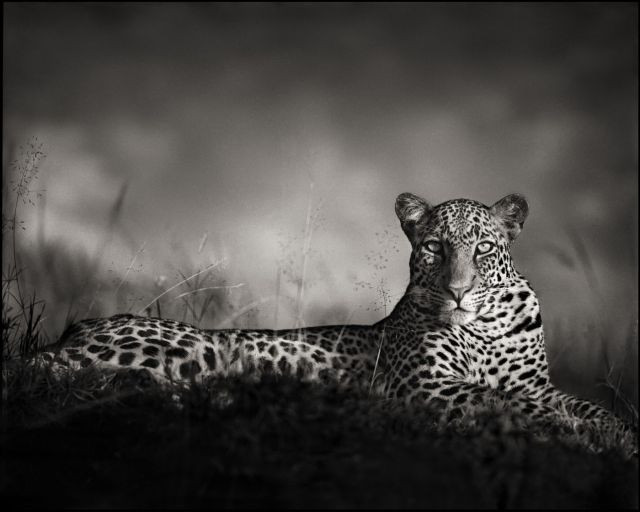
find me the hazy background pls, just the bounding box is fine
[3,3,637,401]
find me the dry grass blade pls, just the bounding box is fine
[295,179,315,330]
[115,240,147,298]
[137,260,224,315]
[369,326,386,395]
[213,295,276,329]
[172,284,245,301]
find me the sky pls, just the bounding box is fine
[3,3,638,359]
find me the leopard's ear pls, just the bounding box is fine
[395,193,432,243]
[490,194,529,242]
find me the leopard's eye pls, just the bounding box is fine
[424,240,443,254]
[476,241,494,255]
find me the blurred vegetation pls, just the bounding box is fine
[2,365,638,508]
[1,136,638,507]
[3,3,637,411]
[3,136,637,409]
[2,4,637,506]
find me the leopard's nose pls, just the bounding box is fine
[445,283,474,302]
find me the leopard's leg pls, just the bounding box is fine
[403,377,561,424]
[25,348,175,390]
[401,377,637,456]
[538,386,636,434]
[23,351,74,378]
[542,387,638,457]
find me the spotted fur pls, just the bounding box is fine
[42,193,634,440]
[49,315,379,388]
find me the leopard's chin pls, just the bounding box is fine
[440,308,476,326]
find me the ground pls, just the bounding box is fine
[1,366,637,508]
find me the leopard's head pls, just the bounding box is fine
[395,192,528,325]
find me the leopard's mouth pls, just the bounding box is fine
[449,309,476,325]
[439,301,477,325]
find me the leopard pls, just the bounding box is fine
[38,192,635,444]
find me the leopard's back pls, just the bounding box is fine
[55,314,382,386]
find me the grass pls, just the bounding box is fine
[2,363,638,508]
[1,137,638,507]
[2,137,48,359]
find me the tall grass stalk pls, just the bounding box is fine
[295,178,315,330]
[137,260,224,316]
[368,278,393,396]
[369,325,386,396]
[114,241,147,299]
[214,295,276,329]
[84,183,128,318]
[173,283,245,324]
[273,265,282,329]
[2,137,47,357]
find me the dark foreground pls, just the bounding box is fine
[1,369,638,509]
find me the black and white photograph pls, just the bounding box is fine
[2,2,638,508]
